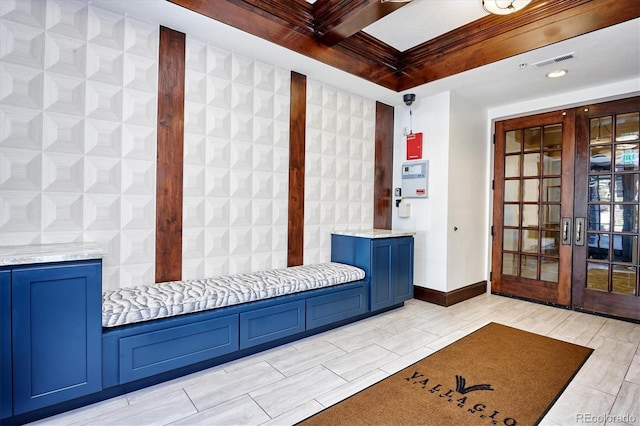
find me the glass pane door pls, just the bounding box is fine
[492,110,574,305]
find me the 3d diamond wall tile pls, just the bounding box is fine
[229,227,252,255]
[120,229,154,265]
[272,173,288,200]
[122,124,155,160]
[86,44,124,85]
[85,80,123,121]
[84,193,121,230]
[253,117,274,145]
[205,228,230,257]
[121,194,154,230]
[121,159,155,195]
[229,198,252,227]
[273,120,289,148]
[124,16,157,58]
[306,80,323,106]
[185,70,206,104]
[205,196,230,228]
[0,106,43,150]
[252,172,273,199]
[208,44,232,78]
[45,0,88,40]
[254,89,274,119]
[87,6,125,50]
[251,253,273,273]
[253,144,273,172]
[273,202,287,226]
[0,191,42,233]
[41,230,82,244]
[205,168,230,197]
[182,228,205,260]
[1,20,45,68]
[230,172,253,199]
[123,53,157,92]
[230,112,253,142]
[43,72,86,116]
[252,199,273,226]
[44,32,86,77]
[43,112,84,154]
[85,118,122,157]
[205,256,230,278]
[231,83,254,115]
[229,140,253,169]
[206,106,231,138]
[183,165,205,196]
[305,200,321,225]
[182,196,205,228]
[231,54,254,86]
[323,109,338,133]
[228,255,252,275]
[1,0,47,29]
[186,38,207,73]
[252,227,273,252]
[184,102,207,135]
[1,63,44,109]
[41,192,83,231]
[272,147,288,174]
[274,68,289,96]
[41,152,83,192]
[184,133,206,166]
[254,62,275,92]
[206,75,232,108]
[123,88,156,126]
[182,257,205,281]
[322,86,337,110]
[119,263,155,288]
[84,156,121,194]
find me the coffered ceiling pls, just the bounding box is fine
[167,0,639,93]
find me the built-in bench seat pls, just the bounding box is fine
[102,262,365,327]
[101,262,374,387]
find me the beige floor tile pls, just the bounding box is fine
[184,361,284,411]
[376,327,440,356]
[543,382,616,426]
[626,355,640,385]
[607,381,640,426]
[266,340,345,377]
[249,365,347,418]
[322,343,398,381]
[574,355,629,396]
[168,395,271,426]
[314,368,388,408]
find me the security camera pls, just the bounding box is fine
[403,93,415,106]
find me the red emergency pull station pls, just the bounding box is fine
[406,132,423,160]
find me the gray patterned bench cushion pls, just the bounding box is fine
[102,262,366,327]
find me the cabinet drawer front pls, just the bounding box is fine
[239,301,305,349]
[119,315,238,383]
[306,285,368,330]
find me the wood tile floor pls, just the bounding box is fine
[31,294,640,426]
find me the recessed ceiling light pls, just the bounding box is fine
[546,69,568,78]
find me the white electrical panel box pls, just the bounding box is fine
[401,161,428,198]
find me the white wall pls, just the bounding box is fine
[393,92,450,291]
[447,94,488,291]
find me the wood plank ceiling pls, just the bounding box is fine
[168,0,639,92]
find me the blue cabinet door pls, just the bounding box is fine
[393,237,414,303]
[371,240,394,311]
[11,261,102,414]
[1,270,11,419]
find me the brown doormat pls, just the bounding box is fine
[300,322,593,426]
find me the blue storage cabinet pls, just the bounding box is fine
[331,233,414,312]
[1,270,11,419]
[2,260,103,416]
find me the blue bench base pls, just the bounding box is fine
[2,279,407,426]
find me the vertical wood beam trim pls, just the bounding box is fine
[155,26,186,283]
[288,72,307,266]
[374,101,394,230]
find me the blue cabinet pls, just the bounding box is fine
[1,260,102,417]
[331,233,414,312]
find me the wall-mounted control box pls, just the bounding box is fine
[401,161,428,198]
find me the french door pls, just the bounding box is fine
[572,98,640,320]
[492,97,640,321]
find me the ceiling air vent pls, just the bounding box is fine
[530,52,575,68]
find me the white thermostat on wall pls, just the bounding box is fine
[401,161,428,198]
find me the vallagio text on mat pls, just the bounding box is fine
[405,370,517,425]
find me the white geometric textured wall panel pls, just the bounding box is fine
[0,0,158,291]
[182,36,290,280]
[304,79,375,264]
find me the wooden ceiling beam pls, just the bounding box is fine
[168,0,640,93]
[313,0,409,46]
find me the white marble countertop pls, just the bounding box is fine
[332,229,415,239]
[0,242,106,267]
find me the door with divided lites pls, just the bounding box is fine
[492,97,640,321]
[491,110,575,306]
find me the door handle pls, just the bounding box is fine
[575,217,585,246]
[561,218,572,245]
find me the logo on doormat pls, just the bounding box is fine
[405,370,517,425]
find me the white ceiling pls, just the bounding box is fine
[93,0,640,111]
